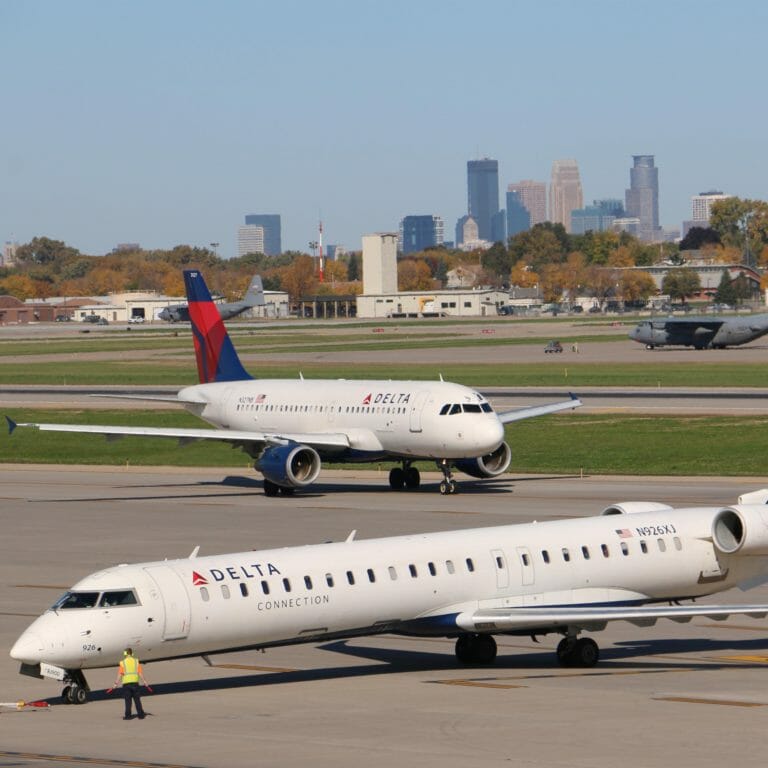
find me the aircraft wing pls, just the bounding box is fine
[662,318,723,331]
[460,603,768,633]
[497,394,582,424]
[5,417,351,451]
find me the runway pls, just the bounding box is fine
[2,465,768,768]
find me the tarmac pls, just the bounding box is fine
[2,464,768,768]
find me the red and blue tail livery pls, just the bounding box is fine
[183,270,252,383]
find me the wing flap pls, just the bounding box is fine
[458,604,768,633]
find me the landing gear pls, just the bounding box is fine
[61,670,90,704]
[388,463,421,491]
[455,633,497,665]
[437,459,457,494]
[263,479,295,497]
[556,635,599,667]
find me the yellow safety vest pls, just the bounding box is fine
[120,655,140,684]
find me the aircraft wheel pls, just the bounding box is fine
[404,467,420,490]
[556,637,576,666]
[62,685,73,704]
[72,685,88,704]
[279,486,295,496]
[573,637,599,667]
[473,634,497,664]
[389,467,405,490]
[439,481,448,495]
[263,479,280,497]
[455,635,473,664]
[447,481,457,494]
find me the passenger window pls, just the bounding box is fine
[657,538,666,552]
[325,573,334,587]
[99,590,138,607]
[601,544,609,558]
[581,546,590,560]
[640,540,648,553]
[367,568,376,583]
[221,585,230,599]
[673,536,682,551]
[304,575,313,590]
[620,542,629,556]
[495,556,504,569]
[562,548,570,562]
[409,564,418,577]
[347,571,355,585]
[428,562,437,576]
[521,553,530,566]
[388,566,397,580]
[541,550,550,564]
[200,587,210,602]
[466,558,475,572]
[261,580,270,595]
[445,560,455,574]
[239,583,248,597]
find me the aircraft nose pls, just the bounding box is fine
[10,631,44,664]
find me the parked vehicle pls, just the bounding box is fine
[544,340,563,353]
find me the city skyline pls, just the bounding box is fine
[2,1,767,258]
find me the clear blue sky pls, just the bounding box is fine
[2,0,766,257]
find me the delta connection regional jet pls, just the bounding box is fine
[7,270,581,496]
[11,488,768,703]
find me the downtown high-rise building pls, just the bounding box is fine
[243,214,282,255]
[691,191,728,224]
[625,156,660,242]
[238,225,265,257]
[506,190,531,237]
[507,180,547,228]
[399,215,445,254]
[466,158,500,242]
[549,160,583,233]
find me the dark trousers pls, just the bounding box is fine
[123,683,145,717]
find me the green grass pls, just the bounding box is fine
[3,409,768,476]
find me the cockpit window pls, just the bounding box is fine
[462,403,482,413]
[439,404,451,415]
[449,403,461,415]
[53,591,100,609]
[99,590,138,607]
[481,403,493,413]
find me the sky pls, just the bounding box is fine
[2,0,767,258]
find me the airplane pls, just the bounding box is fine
[158,274,265,322]
[11,487,768,704]
[7,269,582,496]
[629,313,768,350]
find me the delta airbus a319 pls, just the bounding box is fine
[11,488,768,704]
[7,270,581,496]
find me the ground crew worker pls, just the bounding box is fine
[111,647,151,720]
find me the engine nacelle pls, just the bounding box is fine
[602,502,674,516]
[712,505,768,555]
[257,443,321,489]
[453,441,512,479]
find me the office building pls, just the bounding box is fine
[467,158,500,241]
[691,191,728,224]
[549,160,583,233]
[243,214,281,255]
[507,180,547,226]
[506,189,531,237]
[238,225,265,257]
[625,156,660,242]
[399,215,445,254]
[570,199,625,235]
[362,233,398,295]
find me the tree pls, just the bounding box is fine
[661,268,701,304]
[679,226,720,251]
[280,255,317,300]
[14,236,80,266]
[0,273,37,300]
[482,242,512,285]
[619,270,656,305]
[509,226,564,272]
[398,259,434,291]
[714,271,737,306]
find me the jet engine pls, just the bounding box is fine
[712,505,768,555]
[602,502,674,516]
[256,443,321,489]
[453,441,512,479]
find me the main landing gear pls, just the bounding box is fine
[455,633,497,665]
[61,670,90,704]
[388,462,421,491]
[452,632,600,668]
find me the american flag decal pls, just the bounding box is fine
[615,528,633,538]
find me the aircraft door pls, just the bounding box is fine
[143,566,191,640]
[516,546,535,586]
[409,391,429,433]
[490,548,509,590]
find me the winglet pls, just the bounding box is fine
[6,416,17,435]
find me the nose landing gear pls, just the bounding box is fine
[437,459,456,494]
[61,670,90,704]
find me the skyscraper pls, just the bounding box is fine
[507,180,547,227]
[506,190,530,237]
[625,156,660,242]
[238,225,265,257]
[399,215,445,254]
[467,158,499,241]
[243,214,282,255]
[691,191,728,225]
[549,160,583,233]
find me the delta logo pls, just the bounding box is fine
[192,571,208,586]
[361,392,411,405]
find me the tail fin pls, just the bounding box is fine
[243,275,265,308]
[183,270,252,383]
